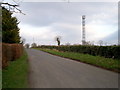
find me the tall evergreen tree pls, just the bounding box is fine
[2,7,20,43]
[0,6,2,42]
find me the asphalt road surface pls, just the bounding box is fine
[26,49,118,88]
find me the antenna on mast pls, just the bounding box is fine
[82,15,86,45]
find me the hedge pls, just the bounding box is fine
[37,45,120,59]
[2,43,24,69]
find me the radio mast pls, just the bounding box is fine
[82,15,86,45]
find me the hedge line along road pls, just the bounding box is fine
[26,49,118,88]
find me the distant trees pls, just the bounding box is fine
[98,40,103,46]
[85,41,94,46]
[31,43,37,48]
[2,7,20,43]
[20,38,26,44]
[66,42,71,46]
[25,43,30,48]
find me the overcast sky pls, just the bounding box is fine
[11,1,118,45]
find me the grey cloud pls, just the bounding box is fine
[16,2,118,45]
[17,2,117,27]
[103,30,118,44]
[50,23,82,44]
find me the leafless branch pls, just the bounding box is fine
[2,3,18,7]
[1,2,25,15]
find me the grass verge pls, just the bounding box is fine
[0,70,1,89]
[35,48,120,73]
[2,51,28,88]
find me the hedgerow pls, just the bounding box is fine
[37,45,120,59]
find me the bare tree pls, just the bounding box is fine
[85,41,94,46]
[55,36,61,46]
[85,41,90,45]
[98,40,103,46]
[31,43,37,48]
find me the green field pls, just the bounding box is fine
[35,48,120,73]
[2,51,28,88]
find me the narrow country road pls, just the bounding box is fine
[26,49,118,88]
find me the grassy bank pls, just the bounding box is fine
[2,51,28,88]
[35,48,120,73]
